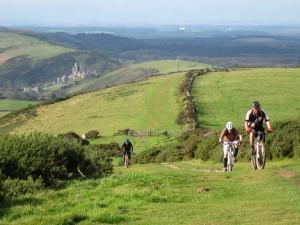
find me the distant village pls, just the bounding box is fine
[23,62,99,93]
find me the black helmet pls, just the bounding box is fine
[251,101,260,109]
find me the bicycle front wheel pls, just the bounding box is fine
[124,154,129,168]
[256,143,266,170]
[251,144,258,170]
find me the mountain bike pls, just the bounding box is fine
[223,141,237,172]
[251,131,266,170]
[124,152,130,168]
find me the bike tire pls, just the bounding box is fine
[251,152,257,170]
[256,143,266,170]
[124,154,129,168]
[227,149,234,172]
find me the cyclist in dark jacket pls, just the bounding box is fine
[244,101,273,155]
[121,138,133,161]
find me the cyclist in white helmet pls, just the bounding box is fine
[219,121,242,171]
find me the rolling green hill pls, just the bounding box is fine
[2,73,184,137]
[0,31,72,65]
[65,60,210,95]
[192,68,300,130]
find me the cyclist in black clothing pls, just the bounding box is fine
[244,101,273,155]
[121,138,133,162]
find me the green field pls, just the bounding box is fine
[129,60,210,74]
[193,68,300,130]
[0,99,38,118]
[1,160,300,225]
[10,73,184,136]
[0,32,72,64]
[67,60,210,94]
[91,135,179,154]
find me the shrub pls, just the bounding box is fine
[156,145,184,162]
[0,132,112,186]
[85,130,101,139]
[267,121,300,159]
[134,148,161,164]
[0,180,4,200]
[113,129,131,136]
[293,137,300,159]
[58,131,89,145]
[92,143,121,157]
[1,176,44,198]
[83,148,113,177]
[176,111,185,124]
[195,136,219,161]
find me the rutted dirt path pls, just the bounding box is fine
[277,170,296,178]
[161,162,223,173]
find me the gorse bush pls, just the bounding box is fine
[194,136,219,161]
[83,148,113,177]
[85,130,100,139]
[0,133,113,187]
[0,133,84,184]
[134,148,161,164]
[1,176,44,198]
[266,121,300,159]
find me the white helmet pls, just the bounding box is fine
[226,121,233,130]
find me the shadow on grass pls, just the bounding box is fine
[93,212,127,224]
[0,196,43,219]
[63,215,88,225]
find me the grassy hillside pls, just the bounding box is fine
[0,99,38,118]
[5,73,184,136]
[66,60,210,94]
[1,160,300,224]
[0,31,72,65]
[192,68,300,130]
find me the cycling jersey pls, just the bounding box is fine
[245,109,270,132]
[122,142,133,153]
[220,127,239,142]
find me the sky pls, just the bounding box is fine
[1,0,300,26]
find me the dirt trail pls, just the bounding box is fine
[161,162,223,173]
[277,170,296,178]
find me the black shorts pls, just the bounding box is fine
[252,129,265,142]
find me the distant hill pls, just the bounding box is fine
[0,30,120,99]
[0,30,72,64]
[32,31,300,66]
